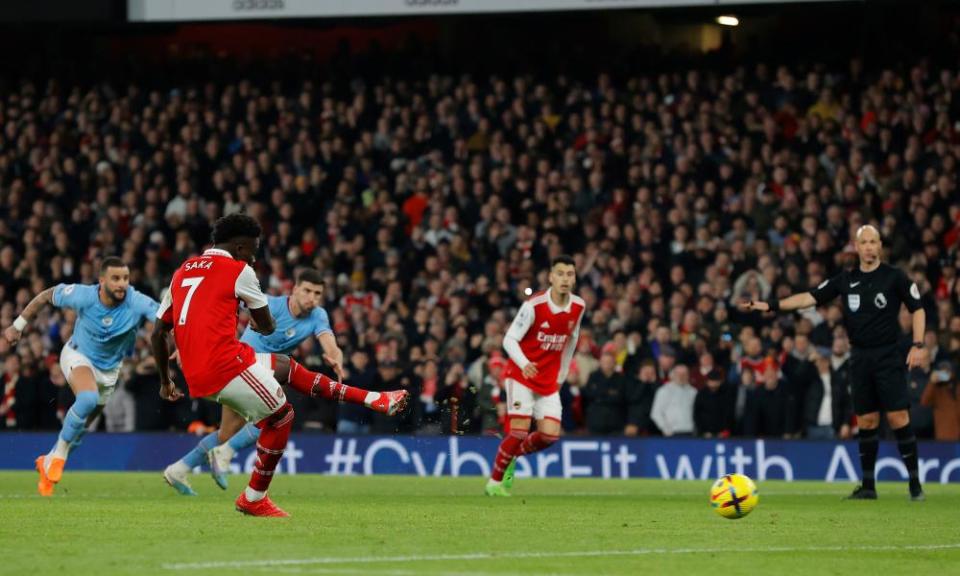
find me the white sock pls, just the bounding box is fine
[363,392,381,408]
[47,439,70,471]
[487,478,501,486]
[245,487,266,502]
[53,438,70,459]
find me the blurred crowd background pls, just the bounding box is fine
[2,2,960,441]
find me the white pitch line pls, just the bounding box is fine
[161,543,960,571]
[266,568,545,576]
[269,568,420,576]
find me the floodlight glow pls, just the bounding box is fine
[716,15,739,27]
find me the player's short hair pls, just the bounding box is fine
[100,256,127,275]
[296,268,325,287]
[212,213,262,245]
[551,254,575,269]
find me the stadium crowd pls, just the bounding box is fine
[1,53,960,440]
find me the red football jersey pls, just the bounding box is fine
[157,249,268,398]
[503,289,586,395]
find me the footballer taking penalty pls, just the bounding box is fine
[163,268,408,495]
[155,214,409,515]
[486,255,585,497]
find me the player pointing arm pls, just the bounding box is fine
[739,224,927,501]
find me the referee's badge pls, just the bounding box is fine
[848,294,860,312]
[875,292,887,309]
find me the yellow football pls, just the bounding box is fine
[710,473,759,519]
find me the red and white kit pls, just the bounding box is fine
[502,289,584,422]
[157,248,283,422]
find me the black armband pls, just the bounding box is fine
[767,299,780,313]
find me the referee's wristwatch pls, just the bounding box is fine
[911,342,925,349]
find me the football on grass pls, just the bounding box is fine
[710,473,759,519]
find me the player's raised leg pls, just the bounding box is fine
[285,356,409,415]
[37,360,100,496]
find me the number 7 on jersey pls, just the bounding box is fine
[178,277,204,325]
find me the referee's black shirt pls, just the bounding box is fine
[809,263,923,349]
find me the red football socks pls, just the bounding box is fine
[288,358,369,406]
[491,430,528,481]
[517,431,559,456]
[249,403,294,492]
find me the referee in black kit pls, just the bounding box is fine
[739,225,927,501]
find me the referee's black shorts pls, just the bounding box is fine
[849,342,910,414]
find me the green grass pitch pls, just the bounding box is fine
[1,472,958,575]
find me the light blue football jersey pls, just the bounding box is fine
[239,295,332,354]
[53,284,159,370]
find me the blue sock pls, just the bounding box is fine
[58,391,99,446]
[181,431,221,468]
[227,423,261,452]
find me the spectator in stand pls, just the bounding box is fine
[908,350,936,439]
[582,351,627,435]
[650,365,697,437]
[920,360,960,441]
[655,346,678,383]
[733,367,758,436]
[338,350,375,434]
[694,369,734,438]
[690,351,718,390]
[804,355,853,440]
[1,46,959,438]
[738,335,768,385]
[743,362,788,438]
[781,333,820,439]
[624,359,659,436]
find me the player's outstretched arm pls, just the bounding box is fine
[737,292,817,314]
[151,318,183,402]
[318,332,345,382]
[2,286,55,344]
